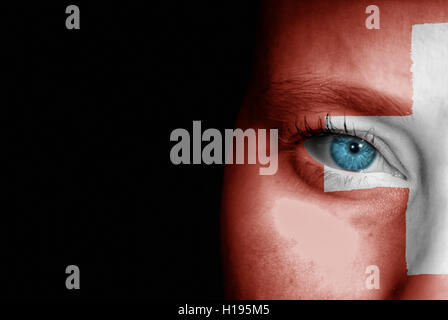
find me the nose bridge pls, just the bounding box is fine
[399,135,448,298]
[404,125,448,280]
[424,116,448,247]
[422,158,448,269]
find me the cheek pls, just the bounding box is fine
[272,198,360,285]
[270,189,408,298]
[222,160,409,299]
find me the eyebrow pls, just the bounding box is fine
[259,75,412,122]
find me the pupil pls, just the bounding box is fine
[349,142,360,153]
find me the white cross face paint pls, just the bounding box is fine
[313,23,448,275]
[407,23,448,275]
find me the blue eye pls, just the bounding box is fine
[329,136,377,171]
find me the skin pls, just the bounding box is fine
[221,0,448,299]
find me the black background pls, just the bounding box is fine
[5,2,259,298]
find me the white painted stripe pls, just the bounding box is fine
[324,23,448,274]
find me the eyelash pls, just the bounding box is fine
[294,115,376,146]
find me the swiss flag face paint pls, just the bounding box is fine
[221,0,448,299]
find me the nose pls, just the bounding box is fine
[399,116,448,299]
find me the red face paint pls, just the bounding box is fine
[222,0,448,299]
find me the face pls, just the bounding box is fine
[221,0,448,299]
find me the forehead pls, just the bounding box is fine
[258,0,448,103]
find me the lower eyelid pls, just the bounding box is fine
[324,170,366,189]
[287,142,326,191]
[323,165,410,192]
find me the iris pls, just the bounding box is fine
[330,136,376,171]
